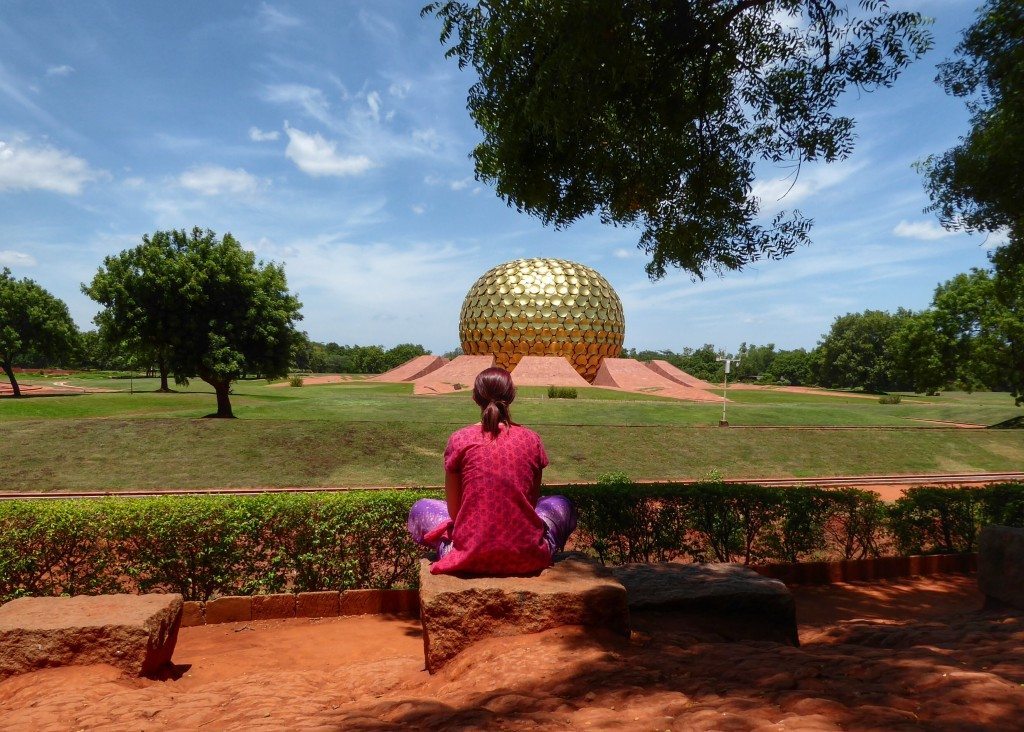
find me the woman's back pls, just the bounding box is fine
[431,423,551,575]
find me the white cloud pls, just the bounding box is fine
[283,124,373,177]
[249,126,280,142]
[262,84,334,128]
[0,250,37,267]
[427,174,474,191]
[256,3,301,31]
[752,161,865,212]
[411,204,426,215]
[178,165,265,196]
[0,139,100,194]
[366,91,381,122]
[45,65,74,77]
[893,219,959,241]
[388,81,411,98]
[613,248,635,259]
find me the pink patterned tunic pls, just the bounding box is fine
[430,423,551,576]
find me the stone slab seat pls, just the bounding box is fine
[418,556,629,673]
[0,593,183,680]
[612,562,799,646]
[978,525,1024,610]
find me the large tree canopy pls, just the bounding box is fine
[86,229,303,418]
[815,309,913,393]
[425,0,932,278]
[0,268,79,397]
[919,0,1023,250]
[84,232,184,391]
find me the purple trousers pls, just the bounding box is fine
[407,495,578,559]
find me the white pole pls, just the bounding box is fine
[717,356,739,427]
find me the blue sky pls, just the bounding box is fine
[0,1,999,355]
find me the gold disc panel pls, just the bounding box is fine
[459,257,626,382]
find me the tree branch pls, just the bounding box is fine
[721,0,774,26]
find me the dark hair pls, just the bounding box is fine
[473,367,516,437]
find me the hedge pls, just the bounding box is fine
[2,480,1021,602]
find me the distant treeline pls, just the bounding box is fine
[291,340,429,375]
[12,266,1021,396]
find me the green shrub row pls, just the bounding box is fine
[2,481,1021,602]
[547,386,578,399]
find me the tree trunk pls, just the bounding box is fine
[157,356,170,393]
[1,360,21,397]
[202,378,234,418]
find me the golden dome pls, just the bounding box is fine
[459,258,626,382]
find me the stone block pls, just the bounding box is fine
[205,596,251,624]
[419,556,629,673]
[0,593,182,679]
[252,594,296,620]
[978,525,1024,609]
[297,591,339,618]
[612,562,799,646]
[181,601,205,627]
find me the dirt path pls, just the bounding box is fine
[2,575,1021,730]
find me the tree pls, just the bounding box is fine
[762,348,814,386]
[918,0,1024,254]
[890,269,1015,397]
[734,342,777,381]
[425,1,931,278]
[84,232,186,391]
[917,1,1024,404]
[384,343,430,370]
[167,228,303,418]
[990,247,1024,404]
[0,268,79,397]
[890,310,947,396]
[815,309,913,393]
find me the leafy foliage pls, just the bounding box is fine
[83,233,184,390]
[293,340,431,374]
[3,482,1021,602]
[86,228,304,417]
[546,386,578,399]
[424,0,931,278]
[0,268,79,396]
[815,309,914,392]
[919,0,1024,249]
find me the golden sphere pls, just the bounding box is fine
[459,258,625,381]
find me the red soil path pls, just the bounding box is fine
[2,575,1021,730]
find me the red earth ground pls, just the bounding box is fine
[1,574,1021,730]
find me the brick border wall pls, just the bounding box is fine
[182,589,419,627]
[181,553,977,626]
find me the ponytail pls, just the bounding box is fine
[480,399,511,437]
[473,368,516,437]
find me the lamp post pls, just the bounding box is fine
[716,355,739,427]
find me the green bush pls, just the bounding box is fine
[878,394,902,404]
[289,375,304,387]
[888,487,983,554]
[3,481,1020,602]
[547,386,578,399]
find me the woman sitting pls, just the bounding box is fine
[407,367,577,576]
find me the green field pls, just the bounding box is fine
[1,377,1021,492]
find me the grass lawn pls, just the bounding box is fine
[1,378,1021,491]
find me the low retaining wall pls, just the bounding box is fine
[179,553,976,626]
[753,553,977,585]
[182,589,419,627]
